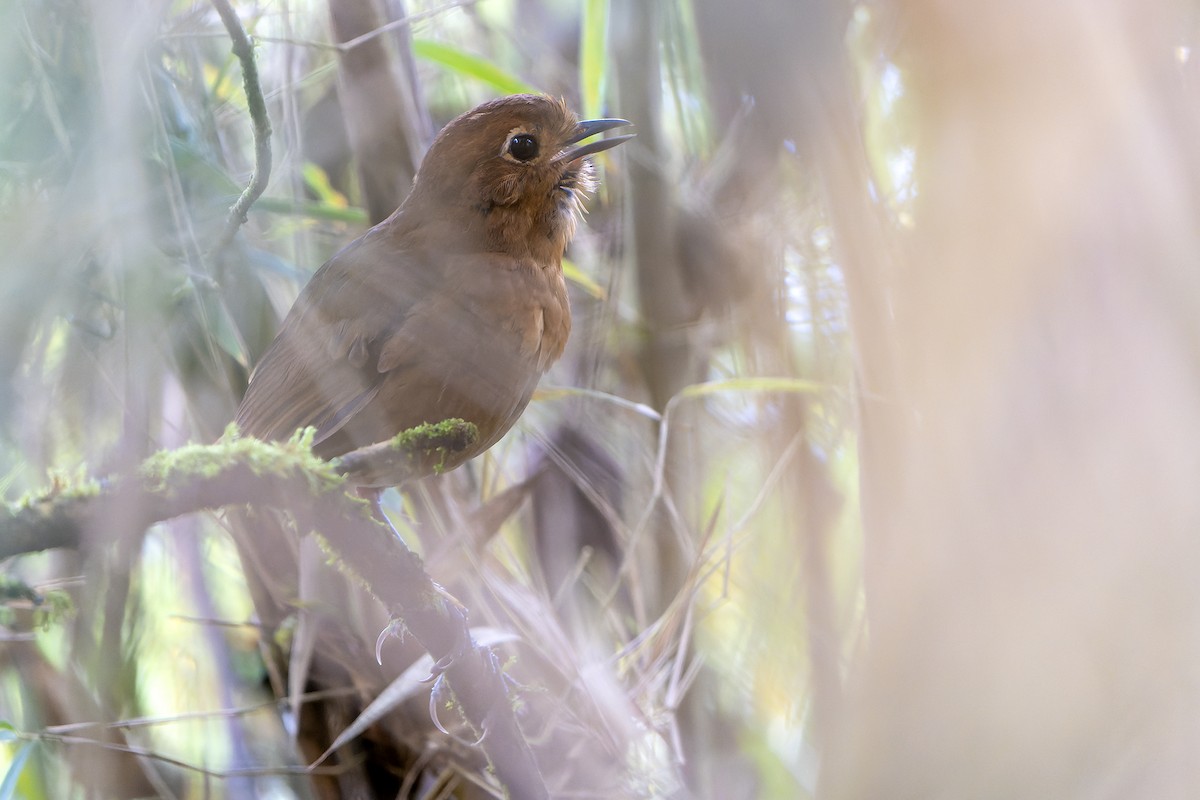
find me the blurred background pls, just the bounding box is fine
[3,0,1200,797]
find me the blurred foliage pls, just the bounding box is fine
[0,0,893,796]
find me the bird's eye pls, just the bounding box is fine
[508,134,539,162]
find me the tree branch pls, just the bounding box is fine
[1,421,550,799]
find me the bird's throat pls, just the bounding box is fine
[481,199,576,264]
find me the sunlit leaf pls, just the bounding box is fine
[0,741,34,800]
[562,257,606,299]
[253,196,369,224]
[580,0,609,120]
[412,39,536,95]
[676,377,828,402]
[301,163,348,209]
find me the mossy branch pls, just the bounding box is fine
[1,419,552,799]
[4,420,479,560]
[333,417,481,482]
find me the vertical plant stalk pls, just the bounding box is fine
[211,0,273,251]
[329,0,425,224]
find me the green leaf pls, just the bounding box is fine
[561,257,606,299]
[579,0,609,119]
[168,139,241,197]
[412,39,537,95]
[301,163,349,208]
[253,196,369,224]
[207,295,253,370]
[181,277,254,370]
[0,741,34,800]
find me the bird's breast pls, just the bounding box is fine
[336,255,571,480]
[505,267,570,372]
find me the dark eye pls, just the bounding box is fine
[508,134,539,161]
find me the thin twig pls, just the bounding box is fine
[26,731,350,779]
[210,0,272,251]
[42,687,361,735]
[334,0,476,53]
[160,0,477,54]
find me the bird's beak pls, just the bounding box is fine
[561,118,635,162]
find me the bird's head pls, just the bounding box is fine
[405,94,632,260]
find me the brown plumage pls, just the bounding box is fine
[236,95,630,485]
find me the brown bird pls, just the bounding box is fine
[236,95,631,486]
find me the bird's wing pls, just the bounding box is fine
[235,229,434,447]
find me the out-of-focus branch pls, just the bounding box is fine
[823,3,1200,797]
[210,0,273,251]
[613,0,697,415]
[328,0,426,223]
[0,422,551,799]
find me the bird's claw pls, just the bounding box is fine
[428,671,489,747]
[417,581,472,682]
[375,618,408,665]
[421,651,457,683]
